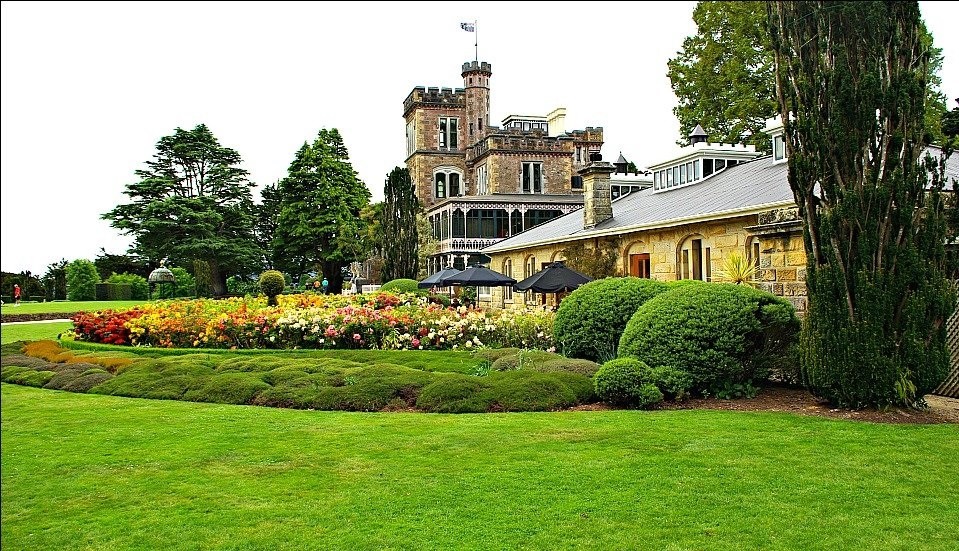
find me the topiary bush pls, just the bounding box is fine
[594,357,664,409]
[491,350,563,372]
[619,283,800,393]
[553,277,669,362]
[380,278,425,296]
[182,373,271,404]
[258,270,286,306]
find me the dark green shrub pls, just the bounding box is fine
[182,373,271,404]
[254,375,325,408]
[261,367,311,386]
[43,365,92,390]
[416,374,495,413]
[258,270,286,306]
[309,364,434,411]
[553,277,669,362]
[531,371,597,404]
[485,371,577,412]
[594,357,663,408]
[380,279,424,295]
[646,365,693,401]
[491,350,563,371]
[95,283,133,301]
[535,358,601,377]
[619,283,800,392]
[666,279,708,291]
[106,273,149,300]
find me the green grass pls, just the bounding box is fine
[2,384,957,550]
[0,300,148,315]
[1,322,73,344]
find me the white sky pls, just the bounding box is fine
[2,1,958,276]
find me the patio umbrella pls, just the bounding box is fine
[418,266,463,289]
[513,261,592,293]
[440,265,517,287]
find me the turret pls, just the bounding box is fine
[462,61,492,145]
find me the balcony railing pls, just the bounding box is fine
[436,237,500,253]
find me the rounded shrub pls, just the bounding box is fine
[258,270,286,306]
[182,373,271,405]
[619,283,800,392]
[491,350,562,371]
[380,278,424,295]
[416,374,494,413]
[553,277,669,362]
[485,371,578,412]
[594,357,663,408]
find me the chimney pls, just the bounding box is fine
[547,107,566,137]
[580,153,615,229]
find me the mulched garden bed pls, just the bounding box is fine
[1,312,77,323]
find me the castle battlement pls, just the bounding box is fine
[403,86,466,116]
[461,61,492,75]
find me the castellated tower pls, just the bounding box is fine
[462,61,491,146]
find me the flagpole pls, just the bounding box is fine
[474,20,478,62]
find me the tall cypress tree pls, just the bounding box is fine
[381,167,420,282]
[768,1,954,408]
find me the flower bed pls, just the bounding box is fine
[71,292,555,351]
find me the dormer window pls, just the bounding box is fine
[773,134,786,162]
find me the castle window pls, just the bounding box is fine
[576,146,582,163]
[522,162,543,193]
[439,117,458,149]
[435,173,446,199]
[773,135,785,161]
[478,118,482,130]
[449,173,460,196]
[405,120,416,157]
[476,164,489,195]
[503,259,513,301]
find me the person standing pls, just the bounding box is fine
[321,277,329,295]
[13,283,21,306]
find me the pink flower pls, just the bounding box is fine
[411,338,420,347]
[353,333,361,341]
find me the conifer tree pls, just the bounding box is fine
[381,167,420,282]
[768,1,953,408]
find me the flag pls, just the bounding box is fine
[460,22,475,32]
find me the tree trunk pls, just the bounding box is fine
[322,261,345,295]
[208,259,228,297]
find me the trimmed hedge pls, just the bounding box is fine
[380,279,425,295]
[619,283,800,392]
[553,277,669,362]
[259,270,286,305]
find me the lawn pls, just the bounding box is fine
[1,321,73,344]
[2,384,957,550]
[0,300,147,315]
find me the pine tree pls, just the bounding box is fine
[381,167,420,282]
[272,129,371,293]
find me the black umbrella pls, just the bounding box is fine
[513,261,592,293]
[440,265,517,287]
[418,266,463,289]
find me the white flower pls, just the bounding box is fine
[465,341,472,348]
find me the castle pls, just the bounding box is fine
[403,60,650,275]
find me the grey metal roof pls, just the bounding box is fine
[484,146,959,254]
[689,124,708,138]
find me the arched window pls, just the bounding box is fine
[434,167,462,199]
[677,235,712,281]
[747,236,761,274]
[502,258,513,302]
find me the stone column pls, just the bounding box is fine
[579,159,615,229]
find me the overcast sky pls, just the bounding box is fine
[2,1,958,276]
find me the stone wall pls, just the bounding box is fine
[485,210,809,311]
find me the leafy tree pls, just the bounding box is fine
[66,259,100,301]
[41,259,68,301]
[381,167,420,281]
[103,124,262,296]
[768,1,953,408]
[669,1,947,151]
[1,271,42,301]
[93,248,149,280]
[272,129,371,294]
[667,1,777,151]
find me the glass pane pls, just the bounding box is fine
[703,159,714,177]
[449,173,460,196]
[694,160,700,180]
[439,119,447,148]
[533,164,542,193]
[680,164,687,184]
[522,163,531,193]
[716,159,726,171]
[449,119,458,148]
[435,173,446,198]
